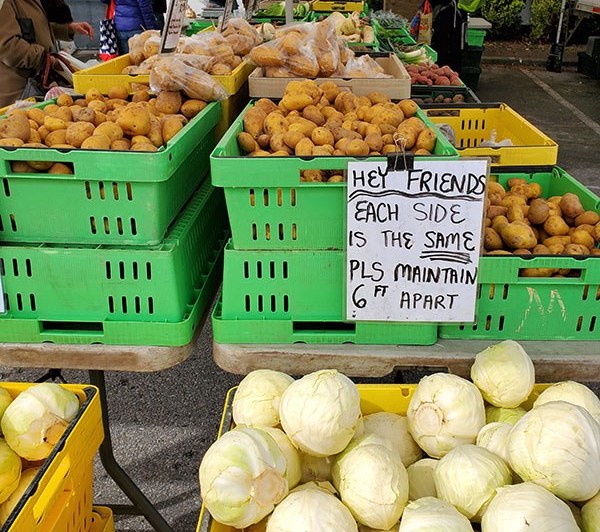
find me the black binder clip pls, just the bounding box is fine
[386,133,414,171]
[386,151,414,172]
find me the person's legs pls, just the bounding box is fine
[116,29,140,55]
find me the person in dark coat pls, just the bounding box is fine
[110,0,156,54]
[429,0,467,73]
[152,0,165,31]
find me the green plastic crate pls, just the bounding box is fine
[440,167,600,341]
[467,28,486,47]
[210,101,458,251]
[0,237,225,346]
[215,240,437,345]
[186,19,215,36]
[0,179,227,325]
[0,100,220,245]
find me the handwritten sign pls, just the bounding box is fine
[346,158,488,322]
[160,0,188,54]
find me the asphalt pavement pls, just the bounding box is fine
[0,60,599,532]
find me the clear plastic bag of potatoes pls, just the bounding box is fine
[128,30,160,65]
[150,56,229,101]
[222,18,263,56]
[177,32,235,66]
[343,55,391,78]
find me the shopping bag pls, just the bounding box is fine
[417,0,432,44]
[99,0,119,61]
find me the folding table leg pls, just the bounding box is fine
[88,370,173,532]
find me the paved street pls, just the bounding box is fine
[0,62,599,532]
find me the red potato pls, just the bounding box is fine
[435,76,451,85]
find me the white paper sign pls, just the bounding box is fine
[346,158,488,322]
[160,0,188,53]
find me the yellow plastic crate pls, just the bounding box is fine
[311,0,365,11]
[424,103,558,166]
[197,383,551,532]
[72,54,256,96]
[1,383,103,531]
[90,506,115,532]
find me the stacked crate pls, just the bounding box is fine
[210,101,459,346]
[0,98,228,346]
[422,103,600,341]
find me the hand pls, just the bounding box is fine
[69,22,94,39]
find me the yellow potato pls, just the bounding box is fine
[45,129,68,147]
[364,133,383,152]
[155,91,182,115]
[484,227,504,251]
[56,92,74,107]
[243,107,267,138]
[397,99,418,118]
[72,106,95,123]
[85,88,104,104]
[130,143,158,152]
[345,139,370,157]
[93,112,107,127]
[415,128,436,152]
[500,222,537,249]
[264,112,289,136]
[11,161,38,173]
[283,130,305,150]
[81,134,111,150]
[108,86,129,100]
[0,138,24,147]
[117,105,151,136]
[311,127,334,147]
[281,93,313,112]
[48,162,73,174]
[294,138,314,157]
[88,100,107,114]
[559,193,584,218]
[27,108,46,127]
[543,215,570,236]
[162,116,184,143]
[571,229,595,249]
[269,133,291,154]
[0,113,31,141]
[132,90,150,103]
[180,100,207,120]
[111,139,131,151]
[94,122,124,143]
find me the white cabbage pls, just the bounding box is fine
[399,497,473,531]
[332,439,409,530]
[470,340,535,408]
[533,381,600,424]
[266,483,358,532]
[476,422,512,464]
[361,412,422,467]
[199,426,288,528]
[0,440,21,504]
[485,406,527,425]
[1,383,79,460]
[279,369,361,457]
[434,444,511,521]
[407,373,486,458]
[582,491,600,532]
[481,482,580,532]
[232,370,294,427]
[259,427,302,490]
[407,458,438,501]
[508,400,600,501]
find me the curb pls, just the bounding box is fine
[482,56,579,67]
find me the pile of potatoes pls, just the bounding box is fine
[0,87,208,174]
[484,178,600,267]
[236,80,438,182]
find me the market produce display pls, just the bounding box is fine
[0,384,79,524]
[248,15,388,78]
[483,178,600,257]
[254,1,310,19]
[199,340,600,531]
[316,11,375,44]
[0,86,213,173]
[235,79,438,172]
[126,19,262,75]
